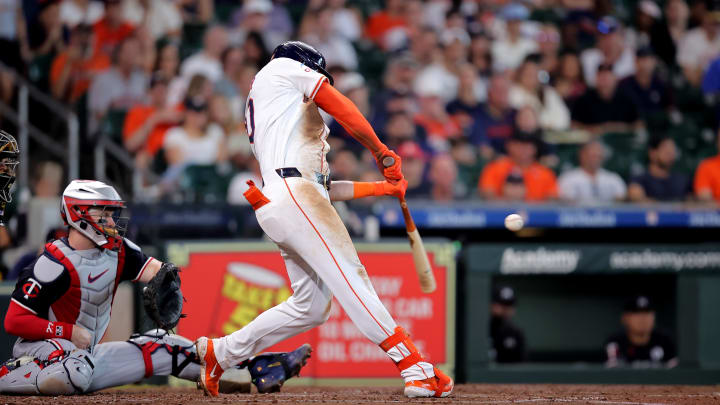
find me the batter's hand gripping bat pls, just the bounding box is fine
[382,156,436,293]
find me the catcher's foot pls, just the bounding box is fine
[195,337,223,396]
[249,343,312,393]
[404,367,453,398]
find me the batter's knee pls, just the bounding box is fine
[36,350,95,395]
[307,294,333,327]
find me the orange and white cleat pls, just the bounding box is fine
[404,367,454,398]
[195,336,224,396]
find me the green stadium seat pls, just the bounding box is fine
[100,109,128,142]
[179,164,234,204]
[181,23,207,60]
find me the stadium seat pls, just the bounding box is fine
[100,109,128,143]
[179,164,234,204]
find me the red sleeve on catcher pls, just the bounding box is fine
[4,299,74,341]
[314,81,387,156]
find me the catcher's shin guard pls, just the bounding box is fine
[379,326,453,398]
[0,350,94,395]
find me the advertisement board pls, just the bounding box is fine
[166,241,456,379]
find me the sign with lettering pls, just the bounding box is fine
[168,241,456,378]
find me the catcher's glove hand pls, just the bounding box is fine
[143,262,185,330]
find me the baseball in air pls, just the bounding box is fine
[504,214,524,231]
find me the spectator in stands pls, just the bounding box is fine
[0,0,28,102]
[490,285,526,363]
[27,0,66,78]
[414,78,461,151]
[329,149,360,181]
[491,3,537,73]
[677,4,720,87]
[479,133,558,202]
[470,74,516,157]
[627,0,663,50]
[180,25,228,83]
[300,7,357,71]
[163,96,226,167]
[230,0,291,50]
[694,129,720,203]
[571,64,642,135]
[447,64,485,137]
[537,24,561,75]
[50,24,110,103]
[364,0,406,51]
[428,154,462,201]
[327,0,362,42]
[214,46,245,110]
[242,31,271,70]
[580,16,636,87]
[178,0,213,24]
[397,141,430,199]
[92,0,135,58]
[629,136,690,202]
[123,72,183,165]
[60,0,105,28]
[618,47,673,118]
[655,0,689,68]
[558,141,627,204]
[554,51,587,106]
[414,27,470,103]
[509,56,571,130]
[605,295,677,368]
[469,34,492,77]
[370,55,419,131]
[122,0,183,41]
[87,35,147,135]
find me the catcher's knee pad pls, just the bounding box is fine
[128,329,198,379]
[36,350,95,395]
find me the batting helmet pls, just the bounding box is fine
[271,41,334,86]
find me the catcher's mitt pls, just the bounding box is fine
[143,262,184,330]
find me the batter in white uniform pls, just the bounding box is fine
[196,41,453,398]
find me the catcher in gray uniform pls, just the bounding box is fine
[0,178,311,395]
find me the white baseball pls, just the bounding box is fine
[504,214,524,231]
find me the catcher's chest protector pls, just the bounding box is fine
[49,240,119,348]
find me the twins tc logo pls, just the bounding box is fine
[22,278,41,299]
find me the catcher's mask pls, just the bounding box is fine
[0,131,19,204]
[61,180,129,251]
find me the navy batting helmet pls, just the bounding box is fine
[271,41,334,86]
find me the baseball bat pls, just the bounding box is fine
[382,156,437,293]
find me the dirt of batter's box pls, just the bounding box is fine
[1,384,719,405]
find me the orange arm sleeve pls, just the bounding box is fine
[353,181,386,198]
[314,81,387,156]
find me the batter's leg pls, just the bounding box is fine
[214,249,332,369]
[275,179,435,382]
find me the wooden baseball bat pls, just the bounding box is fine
[382,156,437,293]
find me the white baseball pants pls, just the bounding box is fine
[214,177,434,381]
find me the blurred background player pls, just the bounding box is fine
[0,179,309,395]
[0,131,19,227]
[489,285,526,363]
[605,295,678,368]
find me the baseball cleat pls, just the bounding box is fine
[195,337,224,396]
[404,367,454,398]
[249,343,312,393]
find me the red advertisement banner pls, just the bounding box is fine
[174,243,454,378]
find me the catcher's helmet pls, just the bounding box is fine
[61,180,128,251]
[0,131,19,203]
[271,41,334,86]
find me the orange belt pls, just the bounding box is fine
[243,180,270,211]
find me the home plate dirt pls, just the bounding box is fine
[0,384,718,404]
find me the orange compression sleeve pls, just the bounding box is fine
[314,81,386,156]
[353,181,386,198]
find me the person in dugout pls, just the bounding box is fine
[489,285,527,363]
[605,295,678,368]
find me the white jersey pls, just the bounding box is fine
[245,57,331,183]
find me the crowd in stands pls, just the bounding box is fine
[1,0,720,205]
